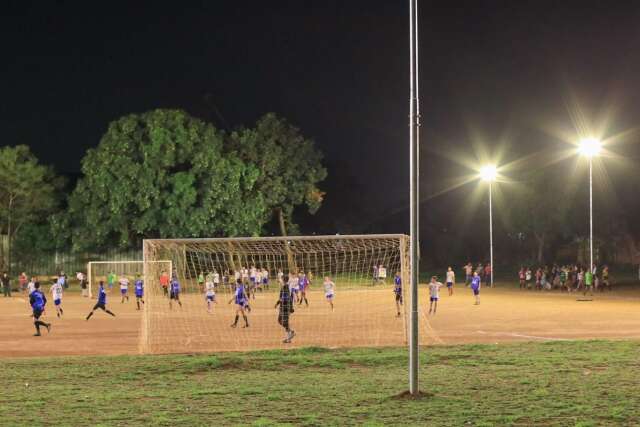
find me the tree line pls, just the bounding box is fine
[0,110,327,273]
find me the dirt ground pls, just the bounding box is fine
[1,285,639,357]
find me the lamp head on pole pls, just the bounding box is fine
[578,137,601,158]
[480,165,497,182]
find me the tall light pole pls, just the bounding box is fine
[408,0,420,396]
[578,138,601,275]
[480,165,497,288]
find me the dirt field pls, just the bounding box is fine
[1,285,639,357]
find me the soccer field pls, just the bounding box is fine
[2,341,639,426]
[1,284,639,357]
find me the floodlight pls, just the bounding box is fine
[578,138,601,158]
[479,165,497,182]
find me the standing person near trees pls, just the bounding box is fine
[19,272,28,294]
[2,272,10,297]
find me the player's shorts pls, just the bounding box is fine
[108,282,114,288]
[446,282,453,288]
[33,309,43,319]
[430,296,438,302]
[278,311,290,329]
[473,289,480,296]
[54,298,61,306]
[135,292,143,298]
[120,288,127,294]
[93,302,106,311]
[170,291,180,300]
[262,278,268,284]
[250,277,256,283]
[465,275,471,282]
[206,294,215,301]
[395,293,402,302]
[325,293,334,300]
[291,288,299,294]
[585,283,592,287]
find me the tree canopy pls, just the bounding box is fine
[229,113,327,235]
[67,109,267,250]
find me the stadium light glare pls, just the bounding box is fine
[479,165,497,182]
[578,137,601,158]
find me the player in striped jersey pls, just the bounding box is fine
[49,278,64,318]
[229,279,249,328]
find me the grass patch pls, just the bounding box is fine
[1,340,639,426]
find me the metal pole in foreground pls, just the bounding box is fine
[409,0,420,395]
[589,157,593,275]
[489,181,493,288]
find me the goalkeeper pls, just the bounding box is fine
[275,278,295,343]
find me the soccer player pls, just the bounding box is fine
[169,277,183,309]
[560,267,568,292]
[134,275,144,310]
[107,271,117,294]
[445,266,455,296]
[77,271,88,298]
[584,268,594,297]
[86,281,116,320]
[428,276,443,315]
[518,267,525,289]
[289,273,300,303]
[525,267,532,289]
[2,272,10,297]
[261,267,269,290]
[323,276,335,311]
[27,276,36,295]
[213,270,220,290]
[275,278,295,342]
[119,275,130,303]
[372,265,378,285]
[464,262,473,286]
[49,278,64,318]
[205,277,217,313]
[159,270,170,296]
[298,272,309,307]
[229,279,249,328]
[601,265,611,291]
[377,265,387,284]
[19,272,28,294]
[197,272,205,293]
[30,282,51,336]
[471,272,481,305]
[393,271,402,317]
[277,268,284,285]
[254,269,263,295]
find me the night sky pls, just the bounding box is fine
[2,1,640,240]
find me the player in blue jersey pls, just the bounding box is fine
[134,275,145,310]
[275,277,295,342]
[228,279,249,328]
[394,272,403,317]
[297,272,309,307]
[49,278,64,318]
[169,278,182,309]
[86,281,116,320]
[471,272,481,305]
[30,282,51,336]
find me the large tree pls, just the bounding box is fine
[229,113,327,235]
[0,145,62,273]
[67,109,266,251]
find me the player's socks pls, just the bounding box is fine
[60,308,64,315]
[136,301,140,310]
[106,310,116,316]
[231,315,239,327]
[242,315,249,327]
[86,311,93,320]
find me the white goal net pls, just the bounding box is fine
[141,234,415,354]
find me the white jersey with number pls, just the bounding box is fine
[289,276,299,290]
[205,282,215,297]
[324,280,335,296]
[378,268,387,279]
[446,271,455,284]
[119,277,129,290]
[51,283,63,300]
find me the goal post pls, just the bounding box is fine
[141,234,421,355]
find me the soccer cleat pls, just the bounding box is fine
[33,333,41,337]
[289,330,296,340]
[230,323,237,328]
[283,338,291,343]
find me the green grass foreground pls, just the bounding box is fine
[2,341,639,426]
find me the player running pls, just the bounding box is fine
[428,276,443,315]
[323,276,335,311]
[394,272,403,317]
[169,277,183,309]
[49,278,64,318]
[134,275,145,310]
[445,266,455,296]
[471,272,481,305]
[205,277,217,313]
[275,278,295,343]
[229,279,249,328]
[30,282,51,336]
[119,275,130,303]
[86,281,116,320]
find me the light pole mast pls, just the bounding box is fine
[408,0,420,395]
[489,181,494,288]
[589,157,593,274]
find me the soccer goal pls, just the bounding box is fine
[87,260,172,299]
[140,234,419,355]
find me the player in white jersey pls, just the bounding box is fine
[445,267,455,296]
[205,279,217,313]
[27,277,36,295]
[323,276,335,311]
[119,275,130,303]
[377,265,387,284]
[277,269,284,284]
[261,268,269,289]
[50,279,64,317]
[254,270,263,296]
[213,270,220,287]
[241,267,249,281]
[288,274,300,303]
[428,276,443,315]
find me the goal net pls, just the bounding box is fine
[141,234,417,354]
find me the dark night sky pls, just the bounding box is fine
[2,1,640,237]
